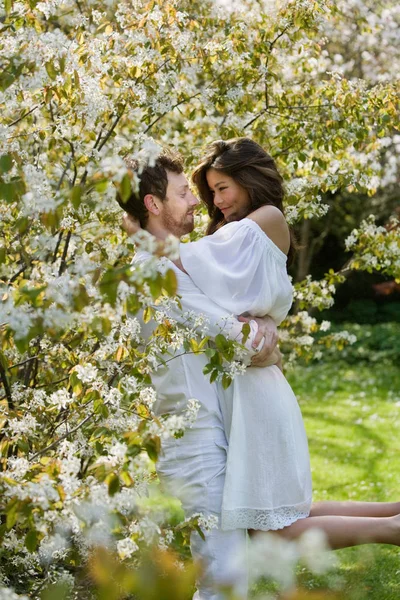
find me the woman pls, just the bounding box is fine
[124,138,400,549]
[177,150,312,532]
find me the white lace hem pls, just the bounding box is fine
[221,498,312,531]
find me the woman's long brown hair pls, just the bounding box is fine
[192,138,296,266]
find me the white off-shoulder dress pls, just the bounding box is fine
[180,218,312,531]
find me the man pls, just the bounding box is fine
[117,151,280,599]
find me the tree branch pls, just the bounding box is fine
[8,102,45,128]
[36,376,70,389]
[52,231,64,264]
[80,110,125,186]
[143,94,200,134]
[97,110,125,152]
[56,155,73,191]
[0,362,13,410]
[7,264,26,285]
[29,408,101,461]
[8,356,39,370]
[264,24,293,111]
[58,230,72,275]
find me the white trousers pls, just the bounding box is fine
[157,428,248,600]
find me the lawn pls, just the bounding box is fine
[253,359,400,599]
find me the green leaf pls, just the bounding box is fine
[99,274,119,307]
[0,178,25,203]
[15,216,30,234]
[163,268,177,296]
[149,277,162,298]
[71,185,83,209]
[197,337,209,351]
[127,293,141,315]
[222,374,232,390]
[4,0,13,16]
[203,363,213,375]
[0,182,15,203]
[95,180,108,193]
[69,372,83,396]
[127,444,141,458]
[40,582,70,600]
[45,62,57,81]
[145,436,161,462]
[0,350,8,371]
[190,338,199,352]
[25,529,39,552]
[119,173,132,203]
[209,369,218,384]
[14,336,29,354]
[195,524,206,541]
[108,473,120,496]
[0,155,13,174]
[73,284,91,311]
[241,322,251,345]
[59,54,66,73]
[210,351,222,366]
[143,306,153,323]
[17,438,30,452]
[6,500,19,529]
[215,334,228,352]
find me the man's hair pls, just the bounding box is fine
[116,150,184,228]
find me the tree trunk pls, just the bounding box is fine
[295,219,313,282]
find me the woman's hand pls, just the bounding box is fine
[251,347,283,371]
[238,314,279,365]
[122,212,141,235]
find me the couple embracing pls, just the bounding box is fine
[118,138,400,600]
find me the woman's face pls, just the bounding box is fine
[206,168,251,222]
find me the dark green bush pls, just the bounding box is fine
[319,300,400,325]
[318,322,400,365]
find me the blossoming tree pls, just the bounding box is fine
[0,0,399,596]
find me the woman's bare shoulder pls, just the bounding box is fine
[246,206,290,255]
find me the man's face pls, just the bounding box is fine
[160,171,199,237]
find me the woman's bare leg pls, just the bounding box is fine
[310,501,400,518]
[268,514,400,550]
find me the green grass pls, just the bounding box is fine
[252,359,400,599]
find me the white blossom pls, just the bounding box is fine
[117,537,139,560]
[74,364,98,384]
[49,389,72,410]
[139,387,157,409]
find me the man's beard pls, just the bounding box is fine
[162,208,194,237]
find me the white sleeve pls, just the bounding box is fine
[132,251,262,360]
[180,218,293,323]
[161,281,263,362]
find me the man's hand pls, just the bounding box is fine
[238,314,280,367]
[122,212,141,235]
